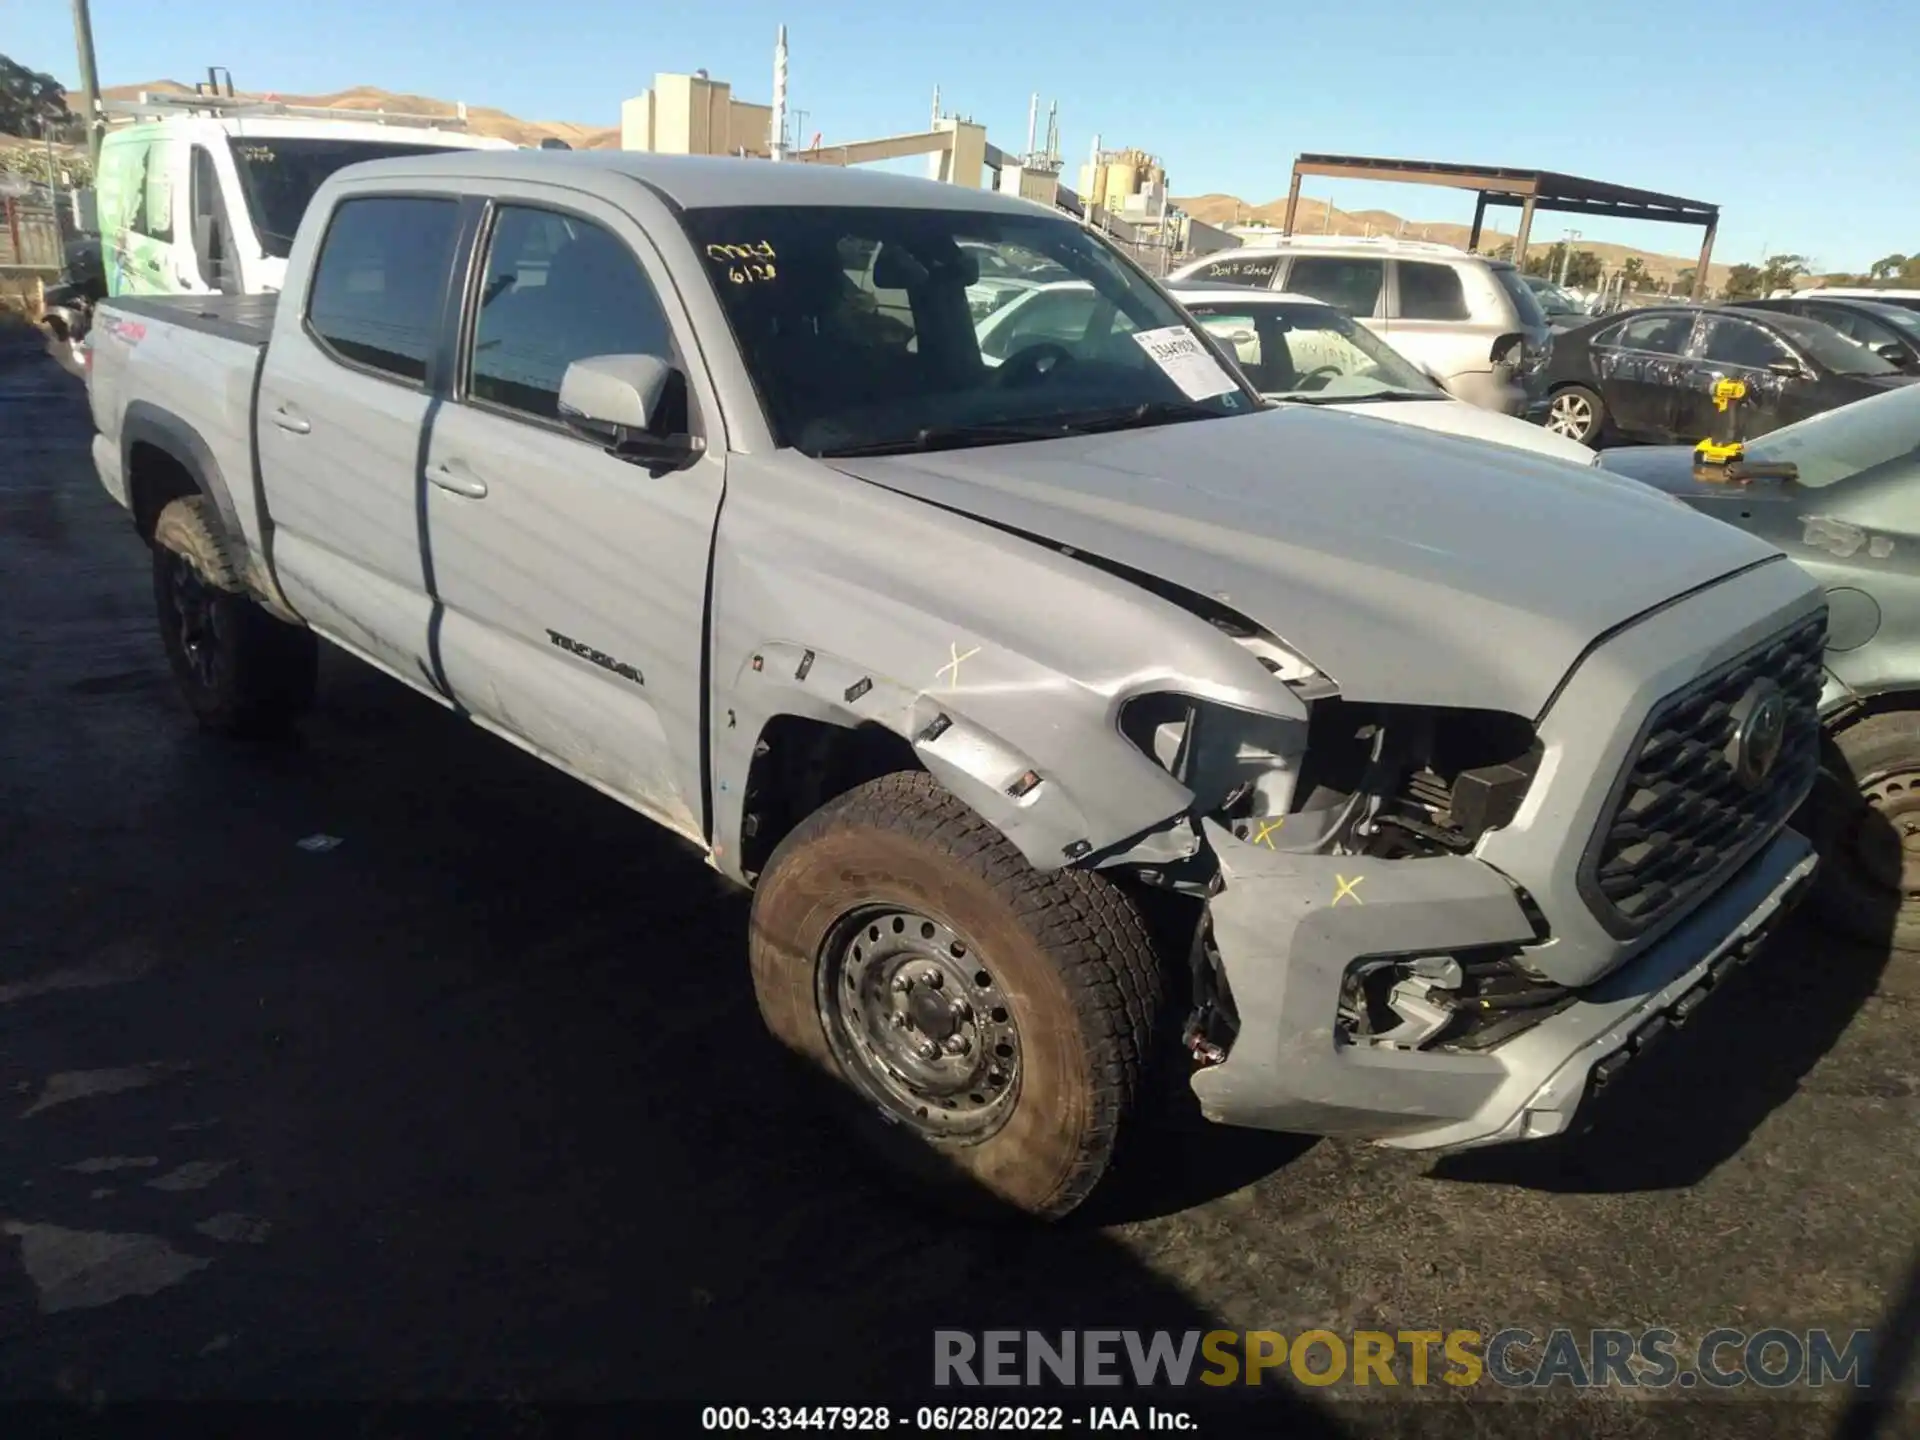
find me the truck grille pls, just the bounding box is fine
[1580,610,1826,938]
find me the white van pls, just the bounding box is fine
[96,104,513,300]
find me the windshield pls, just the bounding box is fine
[1182,298,1442,402]
[228,137,469,259]
[1743,382,1920,487]
[683,206,1257,456]
[1489,264,1549,329]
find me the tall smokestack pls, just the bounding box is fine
[770,24,789,161]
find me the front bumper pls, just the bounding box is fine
[1189,819,1816,1152]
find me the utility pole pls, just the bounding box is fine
[71,0,104,170]
[1557,229,1581,286]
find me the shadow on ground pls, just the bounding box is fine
[1435,737,1901,1196]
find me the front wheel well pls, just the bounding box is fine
[1826,688,1920,742]
[738,716,923,880]
[127,441,203,543]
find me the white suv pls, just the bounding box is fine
[1169,236,1551,415]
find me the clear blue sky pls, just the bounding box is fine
[11,0,1913,272]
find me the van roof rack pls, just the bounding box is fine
[100,89,473,133]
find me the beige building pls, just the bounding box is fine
[622,73,774,158]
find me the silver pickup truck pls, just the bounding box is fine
[86,150,1826,1219]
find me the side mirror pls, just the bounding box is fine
[558,354,699,467]
[1766,358,1811,381]
[1873,341,1909,365]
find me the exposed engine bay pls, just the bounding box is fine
[1115,616,1574,1072]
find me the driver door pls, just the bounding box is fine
[1679,316,1806,442]
[420,190,727,842]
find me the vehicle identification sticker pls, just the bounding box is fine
[1131,326,1236,400]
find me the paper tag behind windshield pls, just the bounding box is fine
[1131,326,1236,400]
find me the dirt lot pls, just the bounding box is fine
[0,325,1913,1436]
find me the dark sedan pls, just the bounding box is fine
[1536,304,1915,446]
[1732,295,1920,375]
[1600,384,1920,950]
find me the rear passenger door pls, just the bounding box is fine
[420,189,726,843]
[1590,312,1698,439]
[1381,259,1471,378]
[256,190,464,690]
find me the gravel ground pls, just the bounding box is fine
[0,324,1913,1437]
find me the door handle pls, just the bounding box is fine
[428,462,488,499]
[270,406,310,435]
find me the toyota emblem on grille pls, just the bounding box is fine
[1728,680,1788,789]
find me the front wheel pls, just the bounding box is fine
[1802,711,1920,952]
[748,772,1165,1219]
[1544,384,1606,445]
[152,496,317,738]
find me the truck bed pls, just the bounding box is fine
[103,293,279,348]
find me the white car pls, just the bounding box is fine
[1170,286,1598,464]
[1166,236,1552,415]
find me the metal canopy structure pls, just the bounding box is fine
[1279,152,1719,300]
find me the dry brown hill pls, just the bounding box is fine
[101,80,621,151]
[1177,192,1728,290]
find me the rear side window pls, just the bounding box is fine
[1284,257,1383,317]
[1613,314,1693,354]
[1487,264,1547,328]
[468,205,678,423]
[306,196,462,385]
[1189,254,1279,289]
[1396,261,1468,321]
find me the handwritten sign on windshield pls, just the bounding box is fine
[1132,326,1236,400]
[706,240,778,286]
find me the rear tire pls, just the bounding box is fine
[1802,711,1920,952]
[748,772,1164,1219]
[152,496,317,738]
[1545,383,1606,445]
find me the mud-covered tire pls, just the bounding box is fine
[1802,711,1920,952]
[152,496,317,738]
[748,772,1164,1220]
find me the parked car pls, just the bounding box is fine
[1791,288,1920,317]
[1524,274,1592,330]
[1598,383,1920,949]
[1732,296,1920,375]
[1538,305,1916,446]
[86,150,1826,1219]
[1167,236,1551,416]
[1165,285,1598,464]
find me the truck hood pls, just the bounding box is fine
[826,405,1781,718]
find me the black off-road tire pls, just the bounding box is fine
[152,496,317,738]
[748,772,1164,1220]
[1545,383,1606,445]
[1802,710,1920,952]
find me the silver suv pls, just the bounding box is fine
[1170,236,1552,414]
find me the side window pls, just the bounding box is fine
[1702,318,1790,369]
[1396,261,1469,321]
[469,205,679,425]
[140,139,176,244]
[1191,254,1278,289]
[1614,314,1693,354]
[306,196,462,385]
[189,146,233,290]
[1284,257,1384,317]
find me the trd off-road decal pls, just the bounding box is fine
[545,630,645,686]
